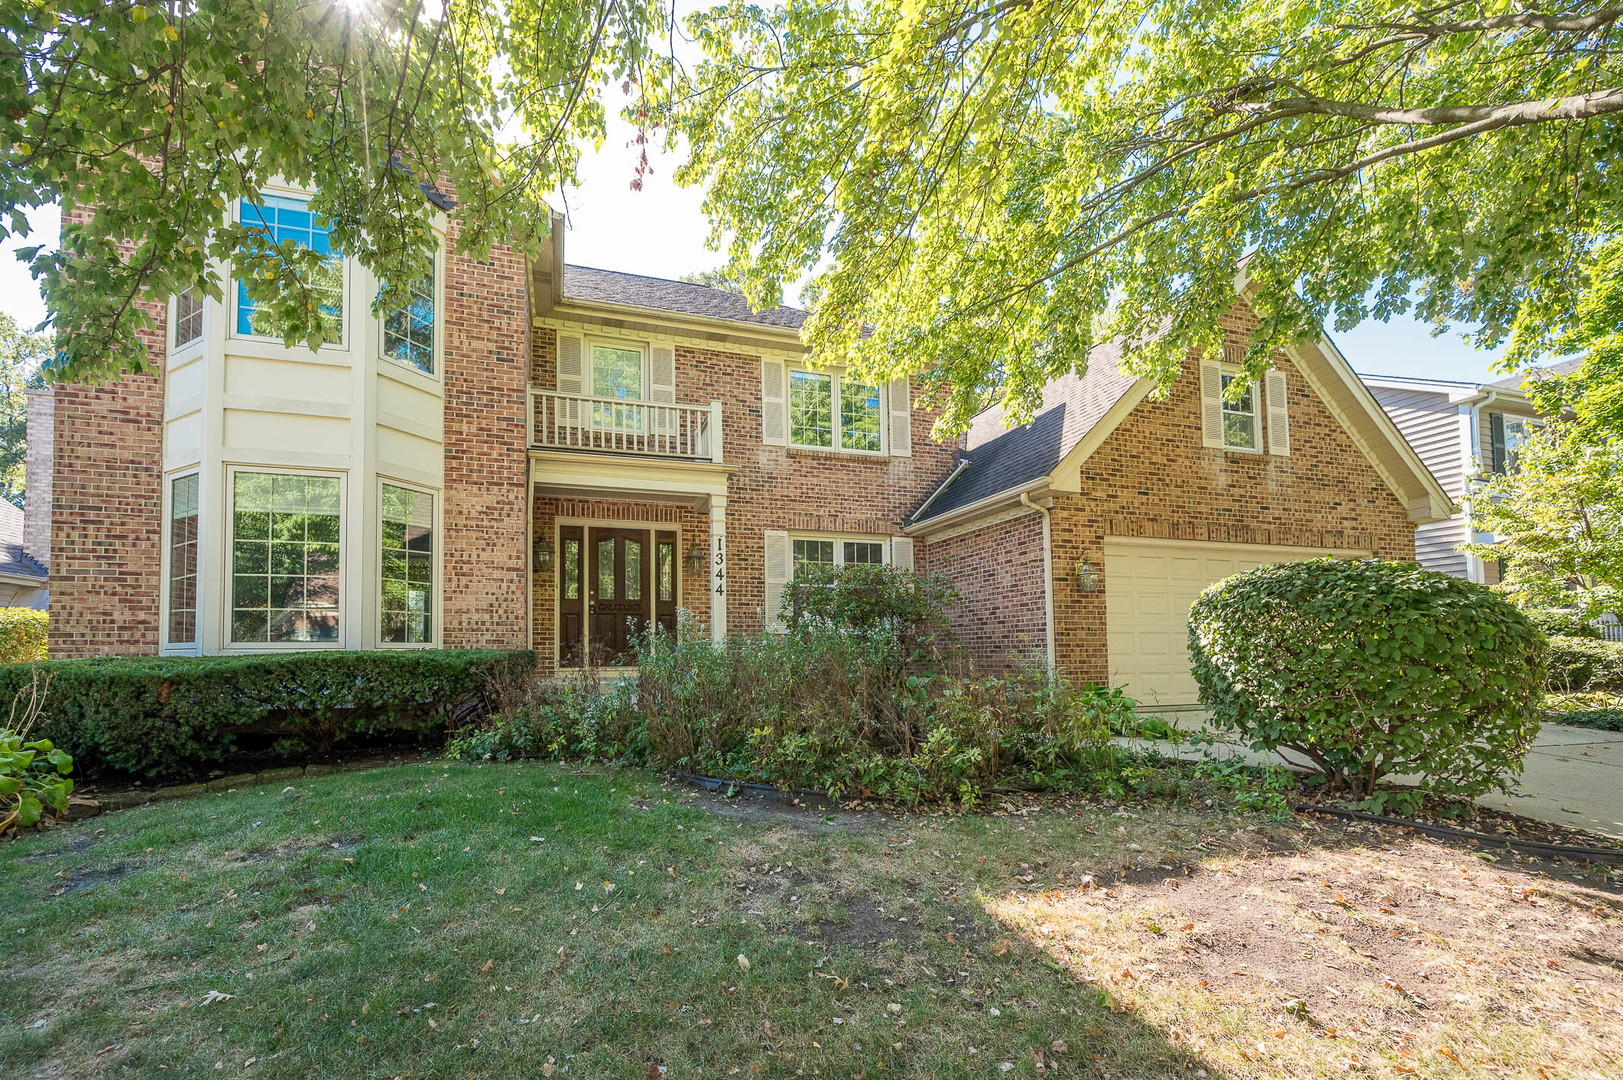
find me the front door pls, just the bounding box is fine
[587,528,651,665]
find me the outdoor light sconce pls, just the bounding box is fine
[1076,559,1100,593]
[684,542,707,574]
[532,536,554,572]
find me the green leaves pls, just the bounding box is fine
[1187,559,1546,800]
[653,0,1623,431]
[4,0,664,382]
[1,727,73,832]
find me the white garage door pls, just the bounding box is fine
[1103,538,1368,708]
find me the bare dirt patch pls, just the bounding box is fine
[987,834,1623,1078]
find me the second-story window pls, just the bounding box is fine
[236,195,344,340]
[383,268,436,375]
[174,288,203,348]
[1220,373,1260,451]
[789,367,884,453]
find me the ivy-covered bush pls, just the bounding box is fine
[0,649,535,781]
[1546,635,1623,692]
[0,608,46,663]
[1189,559,1545,805]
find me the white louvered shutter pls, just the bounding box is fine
[557,333,584,430]
[763,530,791,631]
[650,344,676,440]
[890,536,914,572]
[1199,359,1224,448]
[761,359,788,446]
[887,377,912,457]
[1265,369,1290,456]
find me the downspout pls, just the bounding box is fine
[1021,492,1055,670]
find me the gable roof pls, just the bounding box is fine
[562,266,810,331]
[911,314,1454,531]
[0,500,45,583]
[1488,356,1585,390]
[916,341,1141,522]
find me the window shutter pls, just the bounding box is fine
[1199,360,1224,448]
[887,377,912,457]
[890,536,914,571]
[649,344,676,438]
[1264,370,1290,456]
[761,359,788,446]
[557,333,584,428]
[1490,412,1508,474]
[763,529,790,631]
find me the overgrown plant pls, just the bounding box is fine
[0,671,71,835]
[1189,559,1545,807]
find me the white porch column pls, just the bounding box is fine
[708,494,727,642]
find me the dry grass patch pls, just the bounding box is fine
[986,837,1623,1079]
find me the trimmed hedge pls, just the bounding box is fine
[0,649,535,781]
[1189,559,1545,804]
[0,608,46,663]
[1547,635,1623,693]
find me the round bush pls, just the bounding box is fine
[1188,559,1545,802]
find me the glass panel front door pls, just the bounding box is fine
[586,528,652,666]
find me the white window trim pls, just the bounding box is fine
[229,190,351,352]
[376,477,443,650]
[377,247,445,384]
[170,289,206,356]
[1219,366,1263,454]
[787,363,886,456]
[584,336,651,400]
[160,469,202,655]
[222,464,347,652]
[789,532,892,568]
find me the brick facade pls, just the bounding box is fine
[1044,322,1415,684]
[440,229,532,648]
[925,510,1048,669]
[527,329,961,662]
[46,313,166,658]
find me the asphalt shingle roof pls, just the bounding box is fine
[0,501,44,581]
[1487,357,1585,390]
[914,340,1144,524]
[563,265,809,331]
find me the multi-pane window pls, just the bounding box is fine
[174,289,204,347]
[592,345,643,399]
[230,472,341,644]
[1220,373,1259,451]
[381,484,434,644]
[236,195,343,338]
[790,370,834,448]
[839,378,883,452]
[793,537,886,570]
[382,271,435,374]
[167,475,200,645]
[790,368,883,452]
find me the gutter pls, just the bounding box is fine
[908,456,969,526]
[1020,492,1056,670]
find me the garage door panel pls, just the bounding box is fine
[1103,538,1367,707]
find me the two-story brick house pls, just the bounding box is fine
[33,192,1451,710]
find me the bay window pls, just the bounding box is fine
[236,195,344,339]
[230,471,342,644]
[166,474,199,646]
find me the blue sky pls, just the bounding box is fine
[0,113,1508,384]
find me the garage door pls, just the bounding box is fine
[1103,538,1368,708]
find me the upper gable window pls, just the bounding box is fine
[236,195,344,339]
[789,366,883,453]
[1220,373,1260,452]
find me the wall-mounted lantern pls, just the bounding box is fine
[1076,559,1100,593]
[685,542,708,574]
[532,536,554,572]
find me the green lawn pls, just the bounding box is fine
[4,761,1620,1079]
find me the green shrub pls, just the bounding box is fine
[447,675,648,764]
[785,564,959,661]
[0,608,46,663]
[1524,608,1603,641]
[1546,634,1623,692]
[0,672,73,833]
[1543,691,1623,731]
[0,649,535,781]
[1188,559,1545,804]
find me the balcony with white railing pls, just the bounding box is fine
[528,390,724,463]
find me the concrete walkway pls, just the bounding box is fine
[1121,720,1623,840]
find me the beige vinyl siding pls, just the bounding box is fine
[1368,386,1465,498]
[1414,516,1470,578]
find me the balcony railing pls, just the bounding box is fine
[529,390,723,462]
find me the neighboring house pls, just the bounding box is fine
[34,189,1451,712]
[0,499,47,609]
[1363,360,1579,584]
